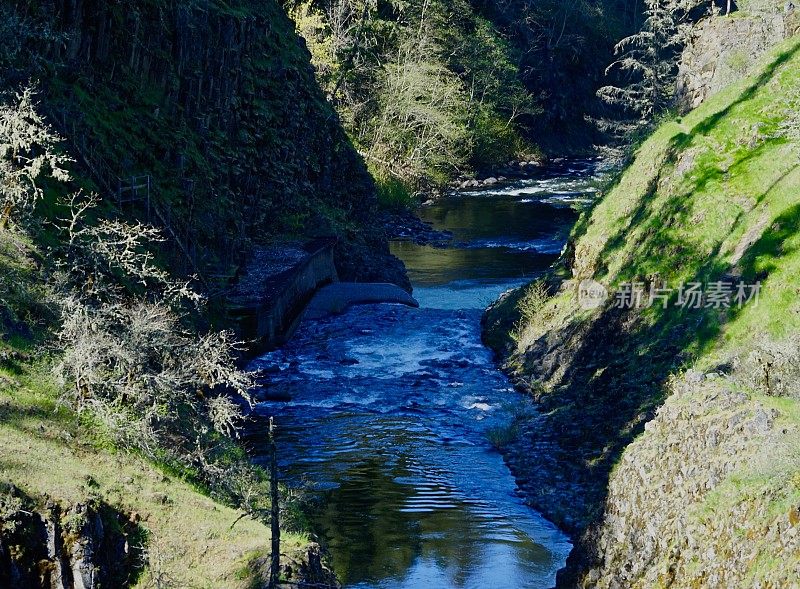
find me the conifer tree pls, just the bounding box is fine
[596,0,706,148]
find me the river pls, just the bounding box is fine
[249,159,602,589]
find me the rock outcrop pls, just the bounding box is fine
[0,489,142,589]
[563,375,799,588]
[676,8,800,111]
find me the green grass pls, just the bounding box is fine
[562,36,800,362]
[0,347,307,588]
[0,228,307,587]
[485,33,800,546]
[374,173,416,210]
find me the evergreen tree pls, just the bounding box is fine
[596,0,706,149]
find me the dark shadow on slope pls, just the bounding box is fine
[566,41,800,270]
[507,45,800,571]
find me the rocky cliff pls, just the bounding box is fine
[578,375,799,588]
[676,3,800,111]
[486,27,800,588]
[0,488,142,589]
[3,0,406,289]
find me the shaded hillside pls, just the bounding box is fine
[2,0,405,288]
[474,0,640,151]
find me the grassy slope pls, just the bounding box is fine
[569,34,800,359]
[0,346,307,588]
[487,30,800,584]
[0,234,305,587]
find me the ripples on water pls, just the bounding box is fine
[249,160,604,589]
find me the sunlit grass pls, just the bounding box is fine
[0,348,306,588]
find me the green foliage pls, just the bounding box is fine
[511,279,551,344]
[596,0,706,148]
[374,172,415,209]
[288,0,538,187]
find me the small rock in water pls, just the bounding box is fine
[484,177,498,185]
[338,357,360,365]
[469,402,493,411]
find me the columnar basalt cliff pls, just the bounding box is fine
[5,0,406,289]
[0,489,143,589]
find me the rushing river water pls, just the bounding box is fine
[250,160,602,589]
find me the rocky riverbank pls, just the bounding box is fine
[484,27,800,588]
[380,209,453,246]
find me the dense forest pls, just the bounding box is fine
[285,0,639,196]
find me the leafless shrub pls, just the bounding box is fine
[57,192,201,306]
[55,297,252,447]
[53,194,254,465]
[138,533,180,589]
[0,87,71,229]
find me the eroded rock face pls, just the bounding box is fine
[564,376,800,588]
[0,491,141,589]
[676,11,799,112]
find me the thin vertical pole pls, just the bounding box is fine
[269,417,280,589]
[147,176,151,224]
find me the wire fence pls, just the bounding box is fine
[47,107,246,292]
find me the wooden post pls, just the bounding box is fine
[269,417,280,589]
[147,175,151,224]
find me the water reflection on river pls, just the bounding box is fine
[250,160,602,588]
